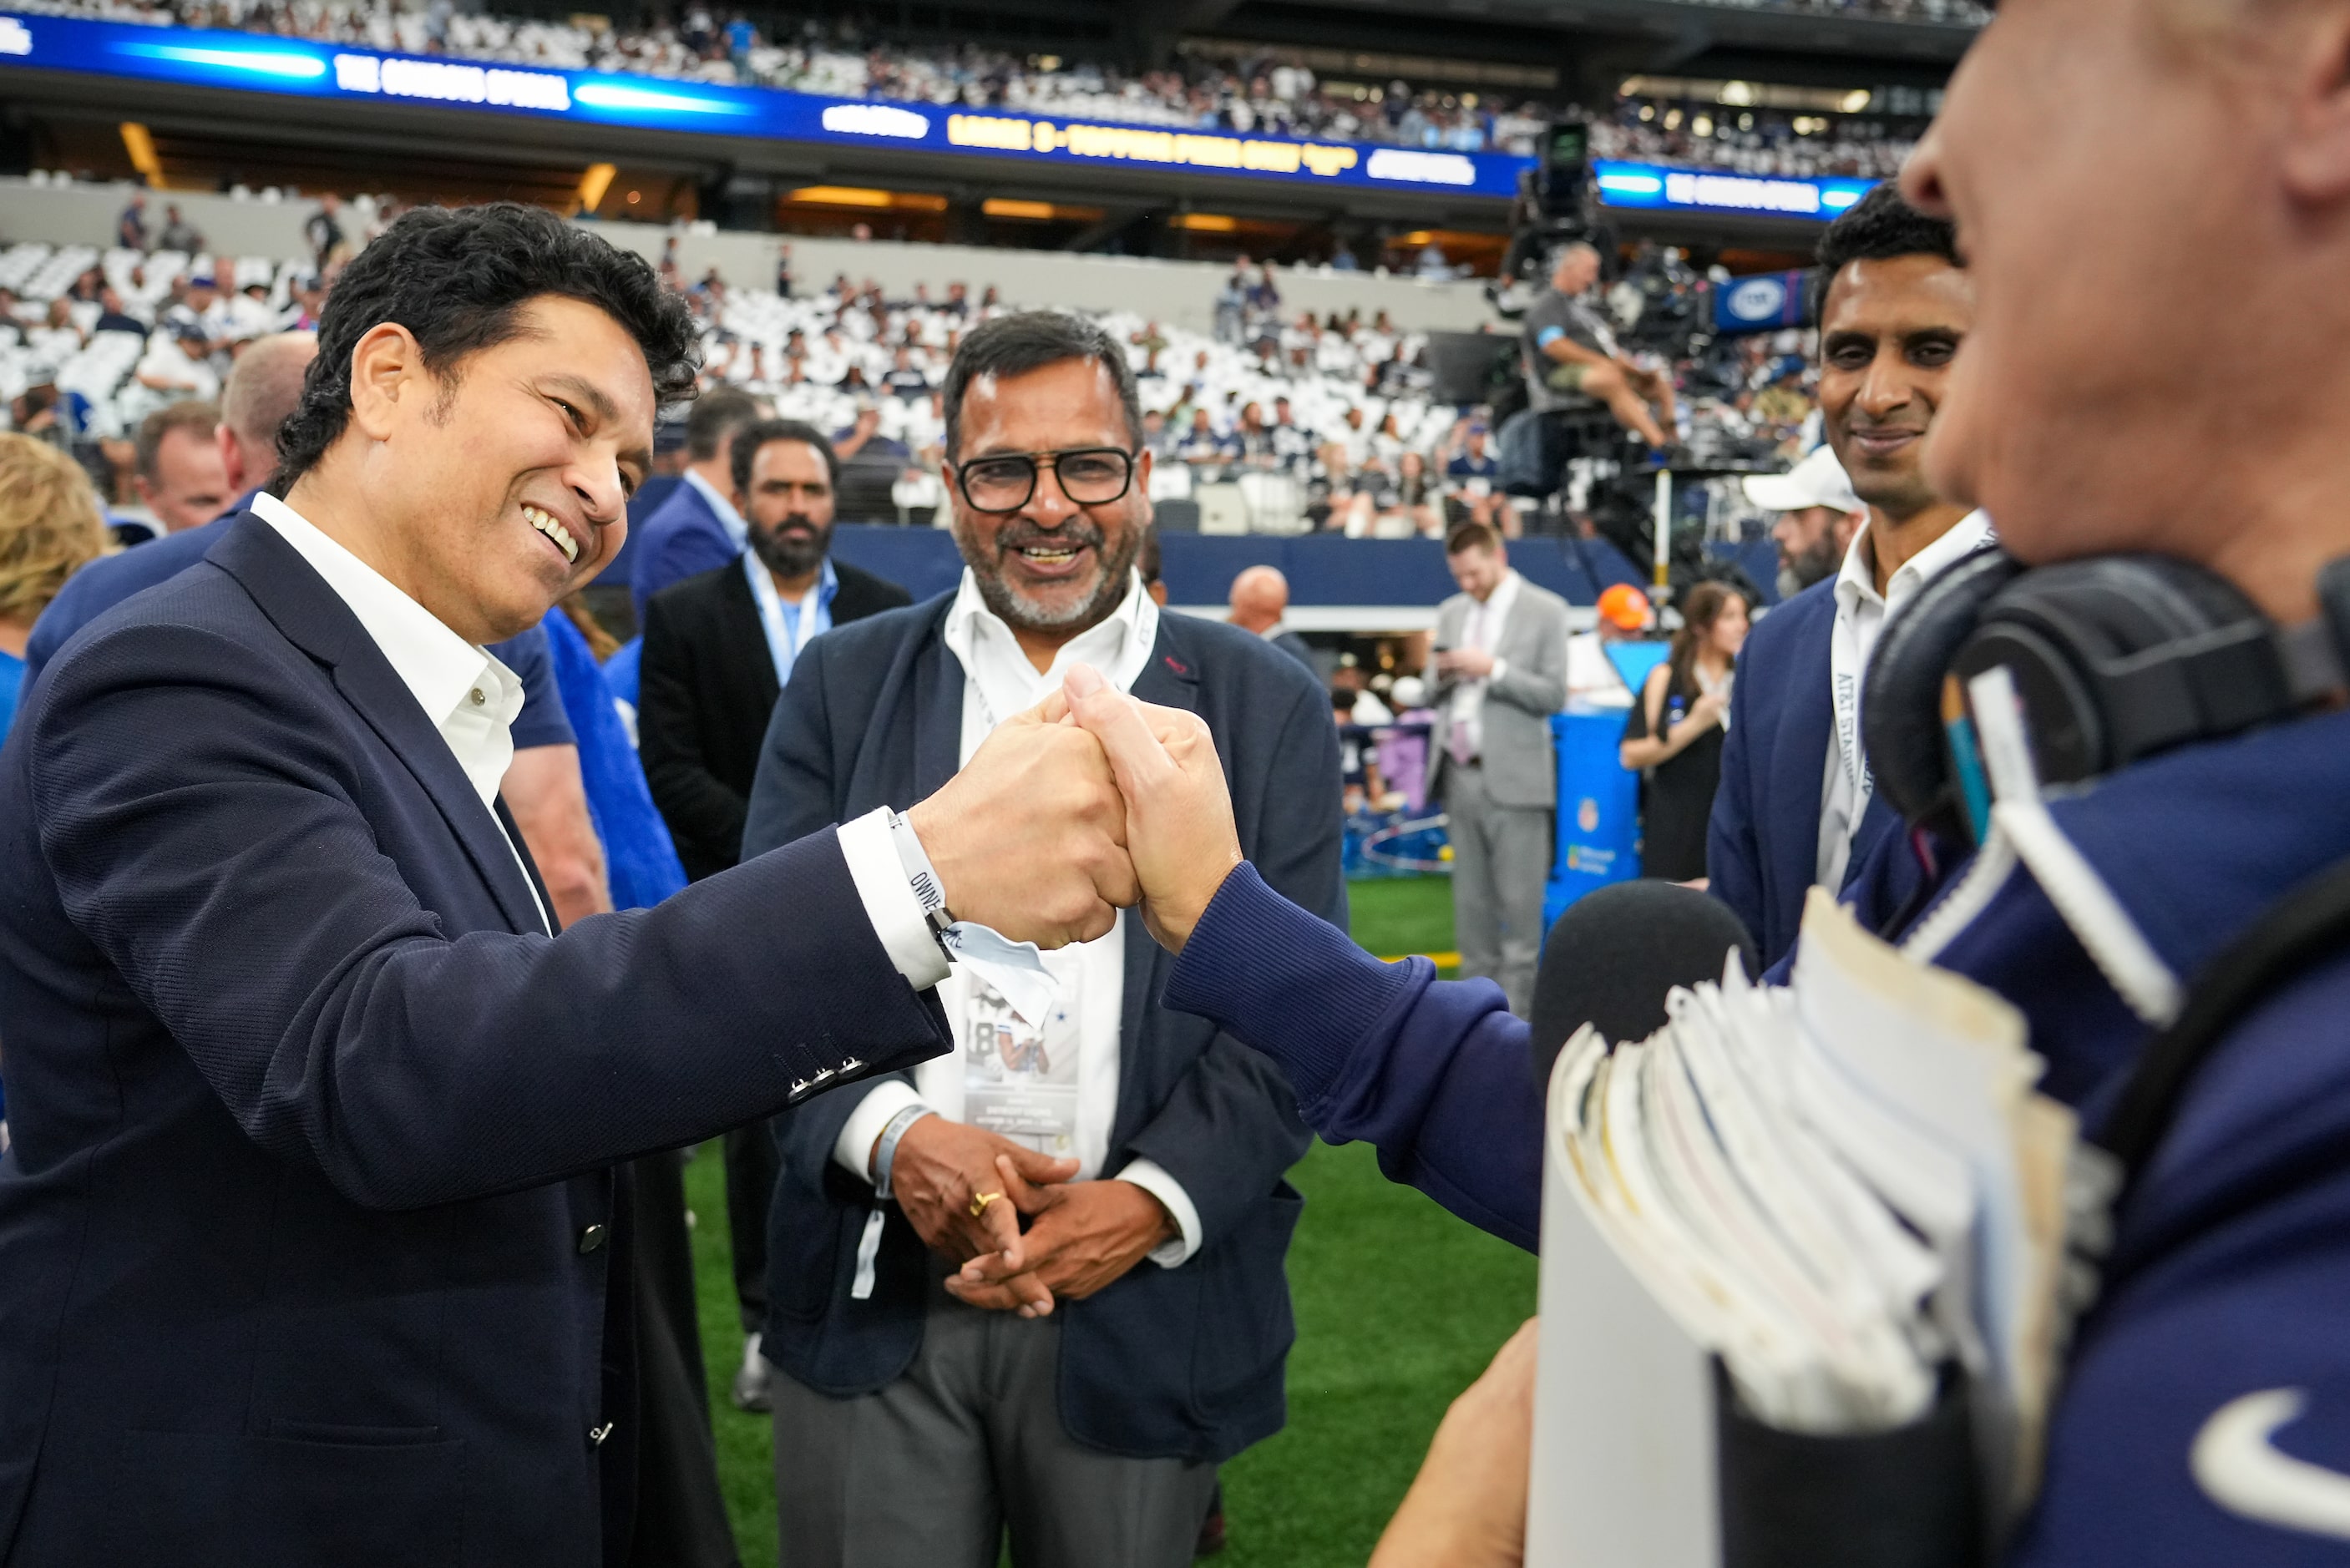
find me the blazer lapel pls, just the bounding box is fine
[1112,620,1206,1137]
[1773,601,1837,904]
[911,609,966,801]
[207,515,551,937]
[719,560,781,712]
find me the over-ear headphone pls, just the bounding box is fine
[1864,549,2350,844]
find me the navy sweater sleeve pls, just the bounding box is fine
[1163,862,1543,1251]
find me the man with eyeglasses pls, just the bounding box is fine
[740,311,1345,1568]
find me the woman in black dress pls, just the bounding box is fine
[1618,580,1751,883]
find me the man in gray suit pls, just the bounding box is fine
[1426,521,1571,1013]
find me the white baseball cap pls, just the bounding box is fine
[1742,444,1863,515]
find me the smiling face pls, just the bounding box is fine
[1816,255,1973,525]
[946,356,1148,640]
[327,294,653,645]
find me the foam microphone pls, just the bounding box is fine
[1527,881,1760,1090]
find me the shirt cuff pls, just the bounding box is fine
[835,807,952,991]
[1117,1157,1203,1267]
[833,1080,932,1183]
[1490,656,1509,681]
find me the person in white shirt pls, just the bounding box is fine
[742,310,1345,1568]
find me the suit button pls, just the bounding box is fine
[578,1223,607,1254]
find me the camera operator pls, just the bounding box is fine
[1522,242,1677,453]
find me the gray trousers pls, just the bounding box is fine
[769,1277,1218,1568]
[1446,763,1553,1014]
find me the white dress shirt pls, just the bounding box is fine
[251,491,550,935]
[251,493,942,982]
[681,465,750,551]
[832,568,1206,1267]
[1445,567,1524,759]
[1815,508,1998,890]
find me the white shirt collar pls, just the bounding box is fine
[248,490,524,811]
[943,565,1160,731]
[1835,508,1998,617]
[682,466,750,549]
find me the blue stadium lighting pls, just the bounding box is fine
[1593,159,1876,221]
[570,79,743,115]
[114,38,325,78]
[1595,170,1664,196]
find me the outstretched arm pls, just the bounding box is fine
[1061,666,1543,1250]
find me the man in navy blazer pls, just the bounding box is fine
[627,386,766,627]
[0,205,1137,1568]
[1706,187,1989,973]
[742,312,1343,1567]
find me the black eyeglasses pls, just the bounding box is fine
[953,447,1137,514]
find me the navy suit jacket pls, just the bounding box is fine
[740,598,1345,1464]
[0,514,949,1566]
[628,478,736,629]
[23,511,575,751]
[1707,576,1917,971]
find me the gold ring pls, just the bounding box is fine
[968,1191,1002,1218]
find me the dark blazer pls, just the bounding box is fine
[740,598,1346,1464]
[629,478,736,628]
[0,514,949,1568]
[640,555,910,881]
[1706,578,1917,971]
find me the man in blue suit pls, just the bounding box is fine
[0,204,1137,1568]
[742,311,1343,1568]
[627,384,767,627]
[1707,186,1991,971]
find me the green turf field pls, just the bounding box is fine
[681,873,1532,1565]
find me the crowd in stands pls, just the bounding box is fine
[23,0,1939,175]
[0,231,1760,541]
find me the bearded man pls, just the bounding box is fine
[738,311,1345,1568]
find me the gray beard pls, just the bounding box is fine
[960,523,1141,635]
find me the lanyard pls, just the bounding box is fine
[1829,594,1876,844]
[744,553,831,690]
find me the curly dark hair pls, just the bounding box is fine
[1808,184,1963,317]
[271,203,699,493]
[940,310,1141,461]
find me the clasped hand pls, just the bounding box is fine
[901,664,1244,955]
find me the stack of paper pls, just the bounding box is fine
[1525,889,2078,1567]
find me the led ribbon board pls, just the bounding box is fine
[0,10,1531,199]
[1591,159,1877,220]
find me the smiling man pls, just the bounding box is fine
[0,205,1141,1568]
[1707,185,1992,969]
[741,310,1343,1568]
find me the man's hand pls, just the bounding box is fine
[1369,1318,1539,1568]
[904,696,1137,949]
[886,1115,1078,1272]
[1436,646,1497,680]
[1060,665,1242,953]
[944,1151,1176,1319]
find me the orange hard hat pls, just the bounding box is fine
[1596,584,1653,632]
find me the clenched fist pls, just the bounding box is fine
[904,696,1138,949]
[1060,665,1243,953]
